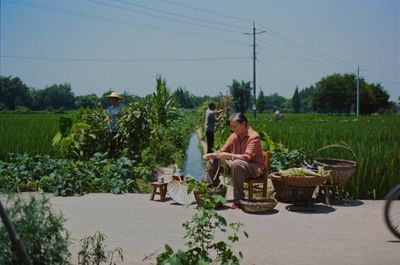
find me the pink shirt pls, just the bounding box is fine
[219,128,265,176]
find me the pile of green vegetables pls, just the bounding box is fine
[278,167,330,178]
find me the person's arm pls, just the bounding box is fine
[240,134,260,161]
[202,134,234,161]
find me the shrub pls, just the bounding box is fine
[0,195,71,265]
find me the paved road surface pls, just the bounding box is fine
[32,190,399,265]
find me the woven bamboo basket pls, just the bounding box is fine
[271,173,293,203]
[240,198,277,213]
[314,143,357,187]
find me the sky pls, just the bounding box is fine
[1,0,399,101]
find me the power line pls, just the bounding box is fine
[108,0,249,30]
[256,58,292,89]
[258,38,354,71]
[156,0,252,23]
[256,22,357,67]
[1,54,249,63]
[2,0,249,46]
[88,0,244,34]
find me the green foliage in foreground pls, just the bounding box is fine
[78,231,123,265]
[157,181,247,265]
[0,195,71,265]
[0,153,148,196]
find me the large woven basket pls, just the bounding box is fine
[271,173,293,203]
[240,198,277,213]
[314,143,357,187]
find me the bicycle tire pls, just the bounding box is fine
[384,185,400,239]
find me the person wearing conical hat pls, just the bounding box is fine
[106,91,125,157]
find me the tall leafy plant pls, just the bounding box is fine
[0,195,71,265]
[157,180,247,265]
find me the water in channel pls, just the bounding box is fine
[183,133,205,180]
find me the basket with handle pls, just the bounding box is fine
[271,172,293,203]
[314,142,357,187]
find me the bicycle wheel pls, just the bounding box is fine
[384,185,400,239]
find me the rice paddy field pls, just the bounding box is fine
[249,114,400,199]
[0,113,399,199]
[0,113,65,160]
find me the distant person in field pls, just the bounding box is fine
[202,113,265,209]
[205,102,217,153]
[106,91,125,157]
[274,109,282,121]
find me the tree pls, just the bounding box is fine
[0,76,32,110]
[31,83,75,110]
[174,87,195,109]
[264,93,287,111]
[360,82,390,114]
[299,85,316,113]
[292,86,301,113]
[312,73,357,114]
[75,94,99,109]
[229,79,252,113]
[312,73,391,114]
[256,89,266,113]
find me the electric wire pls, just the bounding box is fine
[1,54,249,63]
[256,58,292,88]
[155,0,252,23]
[256,22,358,67]
[108,0,249,30]
[88,0,244,34]
[258,38,354,72]
[1,0,249,46]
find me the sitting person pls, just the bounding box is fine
[202,113,265,209]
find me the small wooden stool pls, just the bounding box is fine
[150,182,168,201]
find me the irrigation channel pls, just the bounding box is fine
[183,133,205,180]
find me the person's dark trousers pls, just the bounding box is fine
[206,130,214,153]
[109,132,118,158]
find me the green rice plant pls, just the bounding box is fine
[249,114,400,199]
[0,113,65,160]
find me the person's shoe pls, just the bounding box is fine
[230,203,241,209]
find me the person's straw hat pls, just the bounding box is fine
[106,92,122,99]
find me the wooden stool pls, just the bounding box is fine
[150,182,168,201]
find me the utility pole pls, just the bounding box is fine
[356,66,360,116]
[244,22,266,119]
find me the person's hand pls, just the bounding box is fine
[202,151,220,161]
[215,152,232,161]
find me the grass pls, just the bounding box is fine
[248,113,400,199]
[0,113,65,160]
[1,112,399,199]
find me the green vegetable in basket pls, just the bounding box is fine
[279,167,331,177]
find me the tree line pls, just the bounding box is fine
[0,73,397,114]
